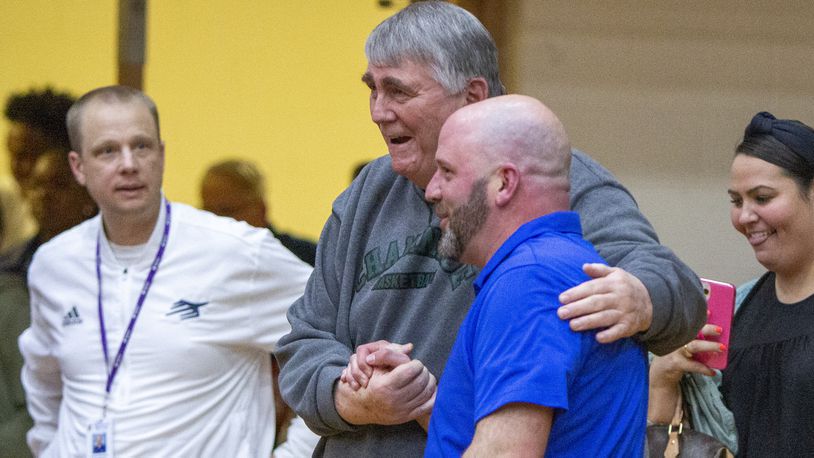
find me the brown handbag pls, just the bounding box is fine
[646,390,734,458]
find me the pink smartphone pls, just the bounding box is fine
[693,278,735,370]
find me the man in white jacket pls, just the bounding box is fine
[19,85,317,457]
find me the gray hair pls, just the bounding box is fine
[67,85,160,152]
[366,1,504,98]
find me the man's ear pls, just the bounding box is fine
[68,151,86,186]
[493,164,519,207]
[464,77,489,104]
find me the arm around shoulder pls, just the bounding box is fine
[569,151,706,354]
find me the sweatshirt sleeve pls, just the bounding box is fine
[19,266,63,457]
[569,150,706,355]
[275,195,361,437]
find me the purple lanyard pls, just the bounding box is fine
[96,199,171,397]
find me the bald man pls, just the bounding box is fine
[423,96,646,456]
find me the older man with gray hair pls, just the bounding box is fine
[276,2,702,456]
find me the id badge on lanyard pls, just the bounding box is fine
[86,418,115,458]
[86,200,171,457]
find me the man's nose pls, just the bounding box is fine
[120,148,137,170]
[370,96,395,124]
[425,173,442,203]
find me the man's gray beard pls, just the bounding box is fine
[437,228,461,260]
[437,177,490,261]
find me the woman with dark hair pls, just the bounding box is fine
[649,112,814,456]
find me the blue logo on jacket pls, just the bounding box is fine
[166,300,209,320]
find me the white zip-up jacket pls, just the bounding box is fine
[20,201,315,457]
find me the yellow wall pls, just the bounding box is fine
[0,0,117,172]
[2,1,408,240]
[147,2,399,239]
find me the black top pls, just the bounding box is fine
[721,272,814,457]
[269,225,317,267]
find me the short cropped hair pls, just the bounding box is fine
[204,159,266,202]
[4,87,75,150]
[366,1,504,98]
[66,85,160,152]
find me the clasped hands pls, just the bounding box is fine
[336,341,435,429]
[335,264,651,428]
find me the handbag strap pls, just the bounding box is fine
[664,389,684,458]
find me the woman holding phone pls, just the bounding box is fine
[649,111,814,456]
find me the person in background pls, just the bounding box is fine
[200,158,320,454]
[649,112,814,456]
[19,85,314,457]
[4,88,75,193]
[2,87,75,252]
[0,192,4,244]
[0,148,97,458]
[0,149,97,276]
[0,177,36,253]
[201,159,317,266]
[276,2,704,456]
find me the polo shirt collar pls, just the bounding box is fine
[473,211,582,293]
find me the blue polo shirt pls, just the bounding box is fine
[425,211,646,457]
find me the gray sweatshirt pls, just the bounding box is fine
[276,150,705,457]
